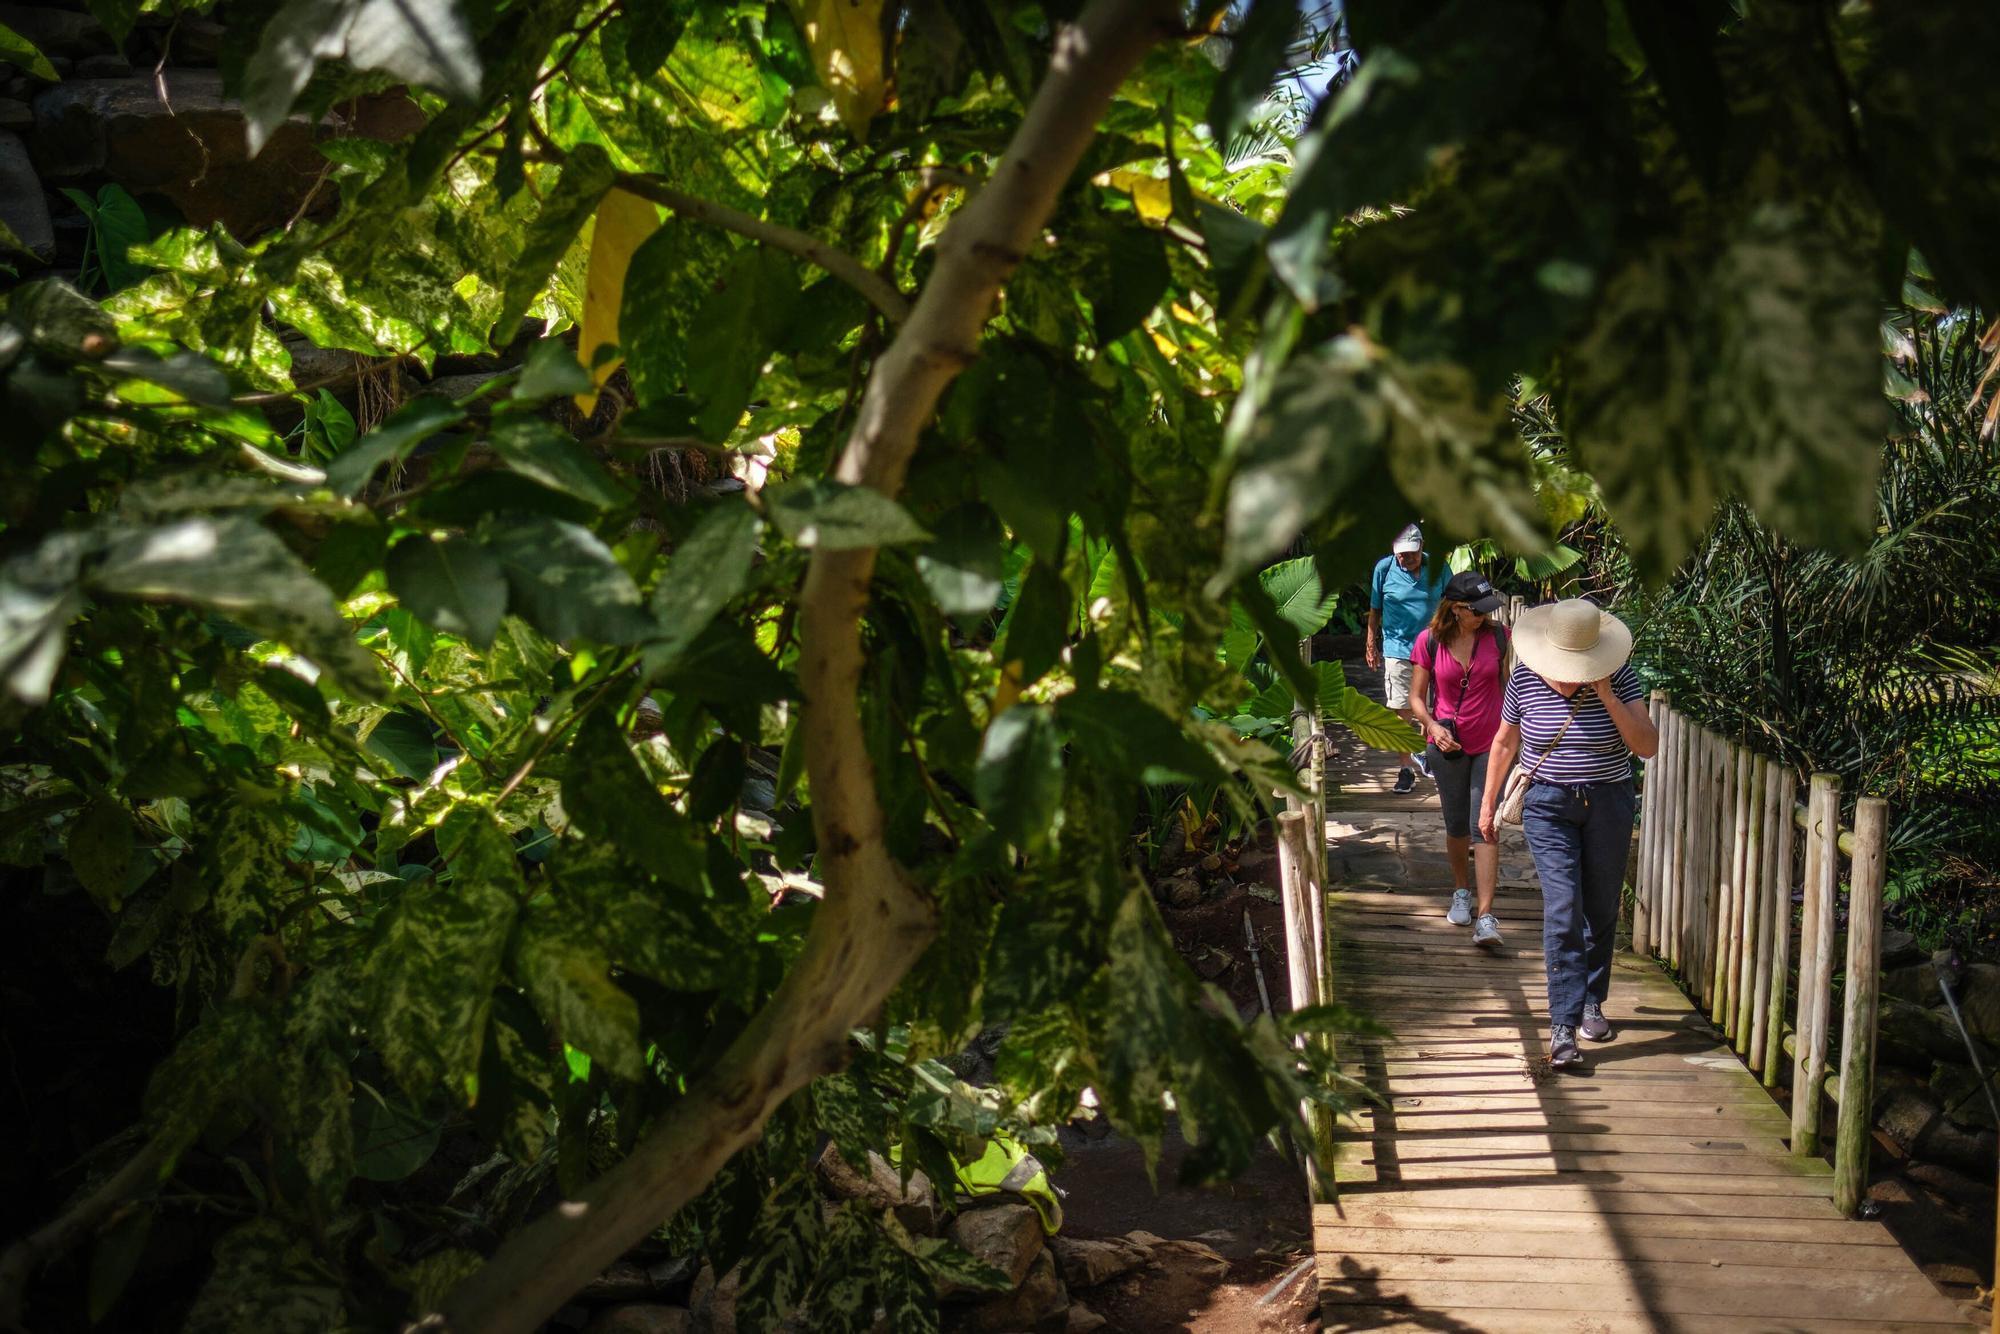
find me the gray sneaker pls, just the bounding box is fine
[1472,913,1503,948]
[1580,1001,1616,1042]
[1446,888,1473,926]
[1548,1024,1584,1070]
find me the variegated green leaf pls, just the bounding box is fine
[735,1172,823,1333]
[181,1218,346,1334]
[512,907,646,1081]
[366,809,520,1104]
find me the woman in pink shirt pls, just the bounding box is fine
[1409,571,1510,948]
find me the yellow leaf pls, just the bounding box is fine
[788,0,888,141]
[574,189,663,415]
[1107,169,1172,225]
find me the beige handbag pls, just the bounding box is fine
[1497,697,1583,825]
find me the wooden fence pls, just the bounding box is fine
[1632,692,1890,1218]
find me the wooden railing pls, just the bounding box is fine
[1632,692,1890,1217]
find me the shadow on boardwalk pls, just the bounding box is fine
[1312,659,1970,1332]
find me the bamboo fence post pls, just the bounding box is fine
[1735,752,1768,1058]
[1308,734,1329,1005]
[1762,763,1797,1090]
[1712,740,1741,1026]
[1834,796,1888,1216]
[1688,720,1704,992]
[1633,693,1664,957]
[1698,729,1722,1010]
[1671,712,1693,978]
[1657,709,1680,971]
[1792,773,1842,1155]
[1275,809,1333,1200]
[1680,720,1702,988]
[1723,743,1754,1038]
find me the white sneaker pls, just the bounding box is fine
[1446,888,1473,926]
[1473,913,1503,948]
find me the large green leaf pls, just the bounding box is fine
[324,398,465,498]
[477,515,652,644]
[242,0,483,155]
[1267,0,1543,307]
[366,810,519,1104]
[915,503,1006,617]
[765,480,932,550]
[735,1173,824,1333]
[68,799,135,909]
[352,1087,442,1181]
[562,709,704,887]
[0,22,57,81]
[181,1218,345,1334]
[1206,0,1299,147]
[1326,682,1423,751]
[1860,1,2000,309]
[92,516,381,694]
[492,144,619,341]
[975,705,1064,850]
[1214,337,1389,591]
[645,499,762,674]
[1256,557,1337,638]
[1081,220,1170,346]
[553,841,740,994]
[488,418,631,510]
[513,909,647,1081]
[1565,209,1888,578]
[387,533,509,649]
[688,246,800,440]
[620,221,735,407]
[1058,689,1221,786]
[996,560,1070,687]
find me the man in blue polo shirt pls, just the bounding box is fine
[1367,523,1448,793]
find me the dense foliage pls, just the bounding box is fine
[1,0,1997,1329]
[1628,302,2000,949]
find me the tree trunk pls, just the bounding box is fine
[438,4,1176,1330]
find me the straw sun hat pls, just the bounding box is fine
[1512,599,1634,684]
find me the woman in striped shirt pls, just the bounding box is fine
[1478,600,1658,1071]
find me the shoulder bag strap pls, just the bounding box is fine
[1521,693,1585,783]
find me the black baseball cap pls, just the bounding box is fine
[1444,570,1504,614]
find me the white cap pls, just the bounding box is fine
[1392,523,1422,554]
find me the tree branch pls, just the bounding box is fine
[437,4,1175,1330]
[612,173,914,327]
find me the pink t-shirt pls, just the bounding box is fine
[1413,626,1506,755]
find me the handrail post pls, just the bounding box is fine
[1734,750,1765,1056]
[1715,742,1746,1030]
[1699,730,1722,1011]
[1656,708,1672,972]
[1640,700,1672,960]
[1633,692,1665,958]
[1762,763,1796,1090]
[1834,796,1888,1216]
[1792,773,1842,1155]
[1276,809,1334,1201]
[1674,712,1696,978]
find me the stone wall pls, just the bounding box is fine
[1873,938,2000,1183]
[0,2,421,272]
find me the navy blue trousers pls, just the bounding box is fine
[1521,779,1636,1027]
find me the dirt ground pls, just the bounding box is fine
[1038,826,1321,1334]
[1050,1114,1319,1333]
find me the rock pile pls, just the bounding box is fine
[1871,936,2000,1181]
[549,1144,1227,1334]
[0,4,421,268]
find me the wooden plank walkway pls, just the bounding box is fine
[1312,878,1971,1331]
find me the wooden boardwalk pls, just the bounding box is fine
[1312,878,1970,1331]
